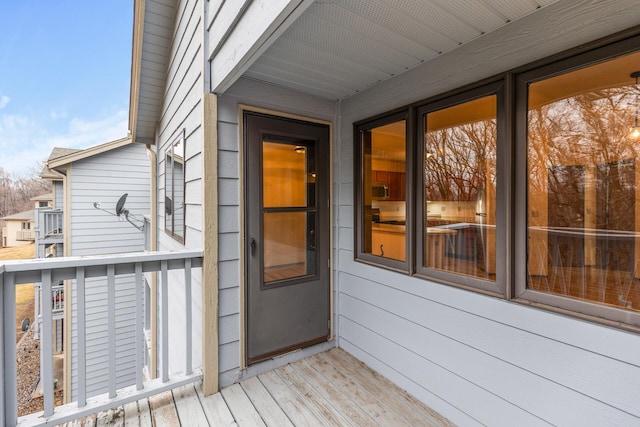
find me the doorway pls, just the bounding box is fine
[244,111,331,365]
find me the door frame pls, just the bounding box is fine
[238,104,333,370]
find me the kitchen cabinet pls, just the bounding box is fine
[371,226,405,261]
[373,170,405,201]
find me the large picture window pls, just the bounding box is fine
[517,47,640,326]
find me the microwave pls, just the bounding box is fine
[372,184,389,200]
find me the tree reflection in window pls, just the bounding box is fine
[527,51,640,311]
[424,95,497,280]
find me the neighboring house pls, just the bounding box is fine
[2,210,35,248]
[126,0,640,425]
[31,193,53,210]
[34,137,150,402]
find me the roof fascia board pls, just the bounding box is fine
[48,137,132,169]
[129,0,146,144]
[210,0,314,94]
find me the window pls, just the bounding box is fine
[165,131,185,243]
[354,29,640,328]
[39,201,48,207]
[516,44,640,326]
[355,111,409,271]
[417,84,504,294]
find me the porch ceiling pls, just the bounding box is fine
[243,0,558,100]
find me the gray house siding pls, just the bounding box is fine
[334,2,640,425]
[217,77,337,386]
[69,142,150,399]
[155,0,204,375]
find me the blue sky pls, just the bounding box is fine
[0,1,133,177]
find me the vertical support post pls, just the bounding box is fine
[2,271,18,426]
[41,270,54,417]
[185,258,192,375]
[107,265,116,399]
[0,272,4,426]
[77,267,86,407]
[135,262,143,390]
[161,260,169,383]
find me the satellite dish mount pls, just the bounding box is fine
[93,193,144,232]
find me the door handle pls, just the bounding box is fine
[250,238,256,256]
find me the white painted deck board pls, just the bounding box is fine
[239,376,294,427]
[172,384,209,426]
[54,349,453,426]
[220,383,266,427]
[195,386,237,427]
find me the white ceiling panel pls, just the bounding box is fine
[245,0,560,100]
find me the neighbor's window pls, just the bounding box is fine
[165,131,185,243]
[523,49,640,320]
[421,94,497,283]
[355,112,408,270]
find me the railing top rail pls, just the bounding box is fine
[0,250,203,273]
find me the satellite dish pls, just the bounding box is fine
[116,193,129,216]
[92,192,144,232]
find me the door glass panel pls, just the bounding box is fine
[263,141,310,208]
[263,212,316,282]
[424,95,497,280]
[262,138,317,284]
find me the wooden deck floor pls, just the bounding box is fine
[60,348,454,426]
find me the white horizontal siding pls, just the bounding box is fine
[155,0,204,378]
[69,142,150,400]
[333,1,640,425]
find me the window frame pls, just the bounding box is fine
[354,109,413,273]
[164,129,186,244]
[514,34,640,328]
[415,81,509,296]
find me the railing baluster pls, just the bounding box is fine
[77,267,87,407]
[135,262,143,390]
[42,269,54,417]
[185,258,192,375]
[33,283,40,340]
[2,272,18,426]
[161,260,169,382]
[107,264,116,399]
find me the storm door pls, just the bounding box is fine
[244,111,330,365]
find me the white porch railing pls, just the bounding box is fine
[15,230,35,242]
[33,283,64,340]
[1,250,203,427]
[36,209,63,239]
